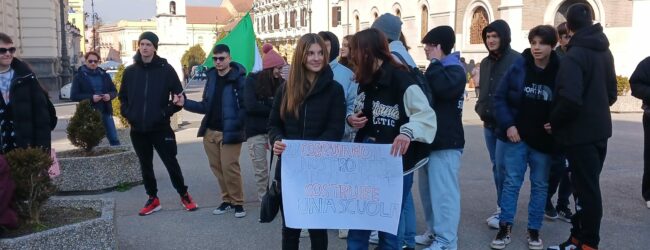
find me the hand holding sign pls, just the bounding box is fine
[273,140,286,155]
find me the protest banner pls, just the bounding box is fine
[281,140,403,234]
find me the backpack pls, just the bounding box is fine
[391,51,434,107]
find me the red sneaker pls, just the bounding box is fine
[181,193,198,211]
[138,196,161,216]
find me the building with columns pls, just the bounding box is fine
[254,0,650,76]
[0,0,77,96]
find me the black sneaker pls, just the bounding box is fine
[544,203,558,220]
[556,206,573,223]
[212,202,232,215]
[528,229,543,250]
[490,223,512,249]
[233,205,246,218]
[547,236,580,250]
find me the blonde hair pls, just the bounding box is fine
[281,34,329,120]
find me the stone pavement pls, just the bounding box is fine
[51,97,650,249]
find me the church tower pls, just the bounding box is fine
[155,0,189,82]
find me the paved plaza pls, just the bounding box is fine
[51,95,650,249]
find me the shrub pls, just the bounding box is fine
[617,75,630,96]
[111,64,129,127]
[6,147,55,226]
[181,44,207,69]
[67,100,105,152]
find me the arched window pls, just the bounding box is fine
[373,12,378,20]
[554,0,595,26]
[470,7,489,44]
[355,15,360,32]
[198,36,204,45]
[169,1,176,15]
[421,5,429,40]
[395,9,401,18]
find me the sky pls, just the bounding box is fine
[85,0,223,24]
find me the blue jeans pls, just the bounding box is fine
[348,174,413,250]
[485,128,504,207]
[102,113,120,146]
[398,173,415,248]
[418,149,462,249]
[499,141,551,230]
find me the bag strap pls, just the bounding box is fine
[391,51,410,70]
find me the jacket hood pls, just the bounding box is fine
[441,52,465,69]
[9,58,35,78]
[133,52,168,67]
[207,61,247,82]
[521,48,560,72]
[482,20,512,56]
[567,23,610,52]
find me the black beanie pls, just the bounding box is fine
[421,25,455,55]
[139,31,159,50]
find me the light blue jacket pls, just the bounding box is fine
[330,60,358,141]
[389,41,417,68]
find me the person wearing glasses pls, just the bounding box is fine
[0,32,55,154]
[71,51,120,146]
[178,44,248,218]
[119,31,198,216]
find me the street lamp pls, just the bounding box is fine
[308,0,312,33]
[59,0,71,89]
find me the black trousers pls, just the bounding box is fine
[564,140,607,248]
[131,126,188,197]
[280,204,328,250]
[547,153,573,209]
[643,111,650,201]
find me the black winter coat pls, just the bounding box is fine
[71,65,118,114]
[119,53,183,132]
[2,58,55,151]
[550,23,617,146]
[631,57,650,108]
[268,66,346,144]
[243,72,283,139]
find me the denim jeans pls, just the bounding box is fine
[398,173,415,248]
[102,112,120,146]
[347,174,412,250]
[417,149,462,249]
[499,141,551,230]
[487,129,505,207]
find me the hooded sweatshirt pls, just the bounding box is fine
[550,23,617,146]
[475,20,520,129]
[630,57,650,108]
[71,65,118,114]
[425,52,466,150]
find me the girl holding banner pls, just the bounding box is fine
[345,28,437,250]
[268,33,347,250]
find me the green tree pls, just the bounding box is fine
[181,44,207,69]
[617,75,630,96]
[111,64,128,127]
[67,100,105,153]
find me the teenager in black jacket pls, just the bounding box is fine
[244,44,285,201]
[119,32,197,216]
[345,28,436,250]
[630,56,650,209]
[269,34,346,250]
[548,4,617,250]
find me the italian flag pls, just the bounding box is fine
[203,12,263,73]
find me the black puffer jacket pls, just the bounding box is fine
[631,57,650,107]
[119,53,183,132]
[550,23,617,146]
[268,66,345,144]
[4,58,55,151]
[243,72,283,139]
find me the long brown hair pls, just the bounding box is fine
[281,33,329,119]
[339,35,355,70]
[255,68,282,99]
[350,28,405,84]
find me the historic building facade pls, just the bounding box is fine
[254,0,650,76]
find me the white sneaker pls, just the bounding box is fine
[527,229,543,250]
[646,200,650,209]
[300,229,309,238]
[368,230,379,244]
[338,229,349,239]
[486,211,500,229]
[415,231,435,245]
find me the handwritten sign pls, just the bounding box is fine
[281,140,403,234]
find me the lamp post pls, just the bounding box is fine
[59,0,71,89]
[308,0,312,33]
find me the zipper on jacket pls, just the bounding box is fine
[142,71,149,128]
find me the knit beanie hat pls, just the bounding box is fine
[421,26,456,55]
[138,31,159,50]
[371,13,402,41]
[262,43,285,70]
